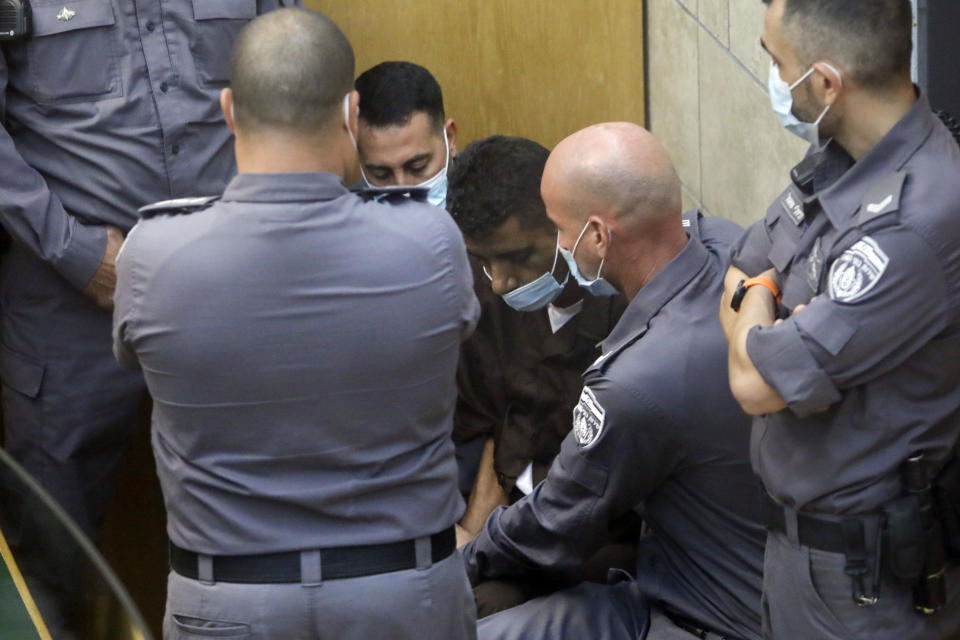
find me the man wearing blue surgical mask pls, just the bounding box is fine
[722,1,960,638]
[446,136,629,618]
[354,62,457,208]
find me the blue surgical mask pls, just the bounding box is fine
[767,61,841,146]
[558,220,618,297]
[362,129,450,208]
[489,232,568,312]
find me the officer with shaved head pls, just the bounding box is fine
[461,123,766,639]
[113,9,479,639]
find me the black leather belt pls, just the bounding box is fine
[764,496,880,554]
[169,526,455,584]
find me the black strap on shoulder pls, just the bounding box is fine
[350,185,430,204]
[935,110,960,147]
[138,195,220,219]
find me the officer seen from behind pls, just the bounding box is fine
[113,9,479,639]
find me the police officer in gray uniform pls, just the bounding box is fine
[0,0,296,541]
[462,123,766,640]
[722,1,960,638]
[113,10,479,639]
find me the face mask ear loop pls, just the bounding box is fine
[788,66,816,92]
[440,127,451,173]
[548,231,561,277]
[570,219,591,259]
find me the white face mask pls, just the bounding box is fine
[361,129,451,209]
[767,61,842,146]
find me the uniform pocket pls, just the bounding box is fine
[189,0,257,86]
[17,0,121,102]
[170,614,250,638]
[0,345,44,399]
[804,546,858,638]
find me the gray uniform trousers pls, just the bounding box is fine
[476,577,723,640]
[164,553,477,640]
[762,530,960,640]
[1,244,144,537]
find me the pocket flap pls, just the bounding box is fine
[192,0,257,21]
[31,1,116,37]
[1,346,44,399]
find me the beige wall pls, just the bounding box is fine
[647,0,808,227]
[306,1,644,151]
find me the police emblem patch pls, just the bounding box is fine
[573,387,606,448]
[828,236,889,303]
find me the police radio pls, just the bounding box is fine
[0,0,31,41]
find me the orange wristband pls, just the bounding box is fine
[743,276,781,306]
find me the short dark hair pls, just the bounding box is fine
[447,136,552,241]
[230,9,354,132]
[355,61,445,131]
[763,0,913,91]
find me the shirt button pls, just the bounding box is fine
[171,144,180,155]
[160,82,169,93]
[146,21,155,31]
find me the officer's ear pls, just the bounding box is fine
[345,89,359,142]
[221,88,236,134]
[586,216,613,259]
[445,118,459,159]
[813,61,844,107]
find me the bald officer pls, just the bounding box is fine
[462,123,766,640]
[722,1,960,638]
[113,10,478,639]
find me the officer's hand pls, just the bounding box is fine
[774,298,814,325]
[82,225,125,312]
[456,523,476,548]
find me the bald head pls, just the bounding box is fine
[542,122,681,230]
[230,8,354,134]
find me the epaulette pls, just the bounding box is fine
[350,185,430,204]
[138,195,220,219]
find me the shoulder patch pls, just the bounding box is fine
[828,236,889,303]
[138,196,220,219]
[572,386,606,449]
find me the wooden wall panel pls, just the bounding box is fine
[305,0,645,150]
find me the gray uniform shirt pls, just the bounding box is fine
[113,172,480,555]
[463,213,766,640]
[0,0,295,289]
[730,94,960,514]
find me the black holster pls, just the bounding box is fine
[883,455,949,614]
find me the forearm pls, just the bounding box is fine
[719,265,748,342]
[0,54,106,289]
[460,438,508,535]
[728,284,787,415]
